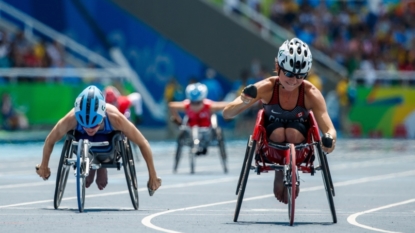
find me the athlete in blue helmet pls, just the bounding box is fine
[36,85,161,193]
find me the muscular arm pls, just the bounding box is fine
[306,86,337,153]
[38,109,77,179]
[107,105,159,182]
[210,102,230,112]
[223,77,274,119]
[168,101,185,124]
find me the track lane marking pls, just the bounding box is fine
[0,177,238,209]
[347,199,415,233]
[0,162,241,189]
[141,170,415,233]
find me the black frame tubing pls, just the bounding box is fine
[173,130,186,173]
[217,128,228,174]
[233,140,256,222]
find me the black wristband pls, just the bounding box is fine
[322,133,333,148]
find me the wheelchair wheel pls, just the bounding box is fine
[315,143,337,223]
[236,137,251,195]
[190,149,195,174]
[121,139,139,210]
[53,138,73,209]
[287,144,297,226]
[216,128,228,174]
[173,130,186,173]
[233,139,256,222]
[76,139,87,213]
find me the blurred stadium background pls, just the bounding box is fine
[0,0,414,142]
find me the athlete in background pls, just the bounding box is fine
[169,83,228,154]
[104,86,143,125]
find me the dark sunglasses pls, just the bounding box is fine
[281,68,308,79]
[190,101,202,105]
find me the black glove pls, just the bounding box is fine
[170,116,182,126]
[322,133,333,148]
[242,84,257,98]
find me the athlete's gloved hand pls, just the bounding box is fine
[36,164,51,181]
[147,177,162,196]
[170,116,182,126]
[321,133,335,153]
[241,84,257,104]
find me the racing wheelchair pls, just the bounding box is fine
[233,109,336,226]
[173,113,228,174]
[53,130,139,212]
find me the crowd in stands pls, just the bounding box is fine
[224,0,415,86]
[0,28,68,83]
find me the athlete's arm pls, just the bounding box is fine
[168,101,185,124]
[306,85,337,153]
[210,102,230,112]
[37,109,77,180]
[107,105,161,191]
[223,77,273,119]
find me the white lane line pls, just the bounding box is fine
[0,162,241,189]
[0,177,237,209]
[141,170,415,233]
[347,199,415,233]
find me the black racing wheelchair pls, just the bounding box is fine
[233,109,336,226]
[53,130,138,212]
[173,113,228,174]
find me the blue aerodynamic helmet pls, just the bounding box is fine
[74,85,106,128]
[185,83,208,102]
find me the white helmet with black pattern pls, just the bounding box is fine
[276,38,312,74]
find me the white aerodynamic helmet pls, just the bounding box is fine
[276,38,312,74]
[185,83,208,102]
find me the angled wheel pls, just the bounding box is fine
[76,139,87,213]
[315,142,337,223]
[216,128,228,174]
[233,138,256,222]
[54,138,73,209]
[121,139,139,210]
[287,144,297,226]
[190,149,195,174]
[236,137,251,195]
[173,130,187,173]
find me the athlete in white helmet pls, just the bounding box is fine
[223,38,336,204]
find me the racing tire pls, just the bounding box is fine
[233,140,256,222]
[121,139,139,210]
[315,142,337,223]
[53,138,72,209]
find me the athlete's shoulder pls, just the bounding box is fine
[303,80,320,94]
[105,104,123,118]
[257,76,277,91]
[303,80,324,104]
[203,99,213,105]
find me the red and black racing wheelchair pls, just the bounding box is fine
[233,108,336,226]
